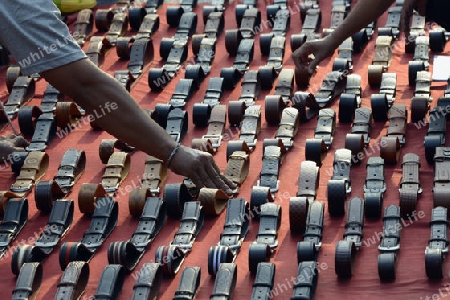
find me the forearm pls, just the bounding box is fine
[326,0,396,48]
[41,58,177,162]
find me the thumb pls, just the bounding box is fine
[308,55,320,74]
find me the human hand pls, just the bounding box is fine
[168,145,236,196]
[0,134,28,161]
[400,0,428,37]
[292,38,337,74]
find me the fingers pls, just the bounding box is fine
[400,0,414,38]
[11,135,29,148]
[206,157,235,195]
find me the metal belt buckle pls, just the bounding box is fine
[150,187,160,195]
[345,181,352,194]
[170,133,181,143]
[245,139,257,149]
[172,241,193,253]
[34,240,59,248]
[378,244,400,252]
[256,180,280,193]
[202,135,222,148]
[5,107,19,116]
[103,183,119,194]
[230,187,240,195]
[26,143,47,152]
[281,138,294,150]
[269,240,279,250]
[10,183,32,193]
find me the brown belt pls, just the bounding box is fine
[78,183,108,214]
[55,102,84,129]
[380,104,406,164]
[73,9,94,46]
[10,151,49,197]
[99,139,136,164]
[101,152,131,194]
[224,151,250,192]
[368,36,394,86]
[198,188,229,215]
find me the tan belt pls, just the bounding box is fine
[10,152,49,197]
[101,152,131,194]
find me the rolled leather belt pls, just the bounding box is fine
[173,266,201,299]
[12,262,43,300]
[425,206,448,280]
[364,157,386,219]
[297,201,324,263]
[398,153,422,218]
[54,261,89,300]
[327,149,352,217]
[0,198,28,259]
[131,263,163,300]
[250,262,275,300]
[93,264,126,299]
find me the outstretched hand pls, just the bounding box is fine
[0,134,28,161]
[292,38,338,74]
[168,145,236,196]
[400,0,428,38]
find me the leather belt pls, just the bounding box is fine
[131,155,166,200]
[377,6,401,38]
[100,152,131,194]
[86,36,106,67]
[368,36,394,86]
[312,108,336,148]
[348,107,372,149]
[323,4,347,35]
[399,153,422,218]
[12,262,43,300]
[364,157,386,219]
[264,107,299,150]
[378,205,401,281]
[333,37,353,71]
[335,197,364,278]
[167,0,198,26]
[327,148,352,217]
[425,106,447,164]
[408,35,429,85]
[25,112,57,152]
[156,202,203,276]
[166,108,188,143]
[411,70,432,123]
[425,206,448,280]
[250,186,274,220]
[433,147,450,209]
[40,84,63,113]
[73,9,94,46]
[296,160,319,202]
[10,151,49,196]
[227,105,261,153]
[224,151,250,191]
[291,7,321,51]
[124,36,154,80]
[289,197,309,234]
[5,66,21,93]
[248,202,281,273]
[304,137,327,167]
[239,7,261,39]
[352,20,375,52]
[59,195,118,270]
[95,1,127,31]
[405,12,426,52]
[208,198,250,275]
[188,39,215,76]
[128,1,160,32]
[264,95,285,125]
[290,261,318,300]
[94,264,125,299]
[313,71,346,108]
[55,101,84,129]
[429,27,449,52]
[99,139,135,165]
[173,266,201,300]
[383,103,407,145]
[34,149,85,212]
[257,145,285,193]
[54,261,89,300]
[261,35,286,73]
[251,262,275,300]
[0,76,35,122]
[104,12,129,45]
[18,105,41,137]
[371,73,396,122]
[163,183,194,219]
[339,74,361,123]
[272,68,294,105]
[11,200,74,275]
[168,78,195,108]
[108,197,165,271]
[0,198,28,259]
[292,91,319,122]
[172,12,197,40]
[297,200,324,262]
[192,105,226,152]
[193,77,225,127]
[210,263,237,300]
[131,263,163,300]
[198,187,229,215]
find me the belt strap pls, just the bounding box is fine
[425,206,449,279]
[86,36,106,66]
[237,105,261,148]
[258,145,283,193]
[131,263,163,300]
[289,196,309,234]
[169,79,195,108]
[170,201,204,252]
[314,71,346,108]
[377,205,401,281]
[10,151,49,196]
[210,263,237,300]
[424,107,447,164]
[296,160,319,201]
[224,150,250,187]
[364,157,386,219]
[385,104,407,144]
[94,264,126,300]
[250,262,275,300]
[138,155,167,196]
[0,198,28,259]
[314,108,336,148]
[173,266,201,300]
[192,105,226,151]
[108,197,165,271]
[166,108,189,143]
[291,92,319,122]
[266,36,286,71]
[433,147,450,209]
[351,107,372,145]
[26,112,57,152]
[290,261,318,300]
[273,67,294,103]
[12,262,43,300]
[239,70,261,106]
[301,201,324,256]
[73,9,94,45]
[1,76,35,120]
[98,138,135,165]
[163,183,194,219]
[127,37,154,79]
[54,261,89,300]
[198,188,229,215]
[399,153,422,218]
[105,12,129,45]
[59,196,118,270]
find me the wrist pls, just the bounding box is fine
[166,143,181,168]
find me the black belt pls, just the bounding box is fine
[408,34,429,84]
[290,261,318,300]
[108,197,165,271]
[131,263,163,300]
[425,106,447,164]
[1,76,35,120]
[163,183,194,219]
[166,108,188,143]
[156,201,204,276]
[54,261,89,300]
[208,198,250,275]
[251,262,275,300]
[250,186,274,220]
[258,145,284,193]
[264,107,299,150]
[12,262,43,300]
[0,198,28,259]
[433,147,450,209]
[313,71,346,108]
[264,95,285,125]
[378,205,401,281]
[248,202,281,273]
[59,196,118,270]
[399,153,422,218]
[189,38,215,76]
[167,1,198,27]
[335,197,364,278]
[339,73,361,122]
[346,107,372,160]
[304,138,327,167]
[126,36,154,79]
[297,201,324,262]
[289,196,309,234]
[168,79,195,108]
[94,264,126,299]
[210,263,237,300]
[193,77,225,127]
[425,206,449,280]
[25,112,57,152]
[11,200,74,275]
[312,108,336,148]
[327,148,352,217]
[173,266,201,300]
[364,157,386,219]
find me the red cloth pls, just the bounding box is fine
[0,0,449,299]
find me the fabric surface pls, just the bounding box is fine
[0,0,449,299]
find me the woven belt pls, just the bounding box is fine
[54,261,89,300]
[398,153,422,218]
[131,263,163,299]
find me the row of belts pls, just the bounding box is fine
[148,11,197,91]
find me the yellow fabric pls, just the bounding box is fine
[53,0,97,13]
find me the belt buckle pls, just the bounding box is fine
[103,183,119,194]
[170,133,181,143]
[34,240,59,248]
[150,187,160,195]
[314,242,322,251]
[10,183,32,193]
[245,139,257,149]
[378,244,400,252]
[171,241,193,253]
[230,187,240,195]
[256,180,280,193]
[201,135,222,148]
